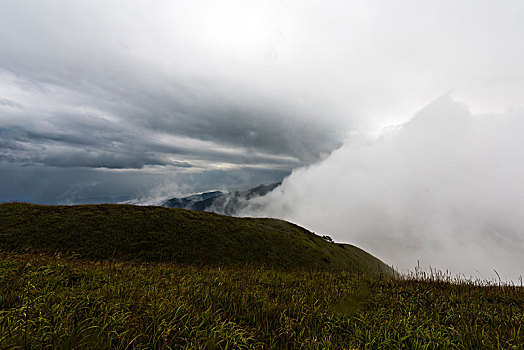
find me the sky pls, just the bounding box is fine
[1,1,523,279]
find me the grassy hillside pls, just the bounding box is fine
[0,252,522,349]
[0,202,392,275]
[0,203,522,348]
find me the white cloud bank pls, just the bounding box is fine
[244,96,524,282]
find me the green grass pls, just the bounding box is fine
[0,203,392,275]
[0,252,522,349]
[0,203,522,348]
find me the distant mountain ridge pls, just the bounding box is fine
[163,182,281,215]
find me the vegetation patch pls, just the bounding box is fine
[0,203,391,275]
[0,252,522,349]
[1,203,522,348]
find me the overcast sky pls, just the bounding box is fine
[2,1,524,279]
[3,0,523,204]
[1,0,349,203]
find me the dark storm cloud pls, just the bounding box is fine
[0,125,182,169]
[139,99,340,164]
[0,64,339,173]
[0,2,343,175]
[1,67,334,168]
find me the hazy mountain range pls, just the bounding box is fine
[162,182,280,215]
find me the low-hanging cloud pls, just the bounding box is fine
[243,95,524,281]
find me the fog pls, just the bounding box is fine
[244,95,524,281]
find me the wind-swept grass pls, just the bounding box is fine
[0,252,522,349]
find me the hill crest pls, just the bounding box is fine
[0,202,392,275]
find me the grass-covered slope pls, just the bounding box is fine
[0,202,392,274]
[1,252,522,349]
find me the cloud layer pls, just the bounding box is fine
[1,1,353,202]
[3,1,523,178]
[244,96,524,281]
